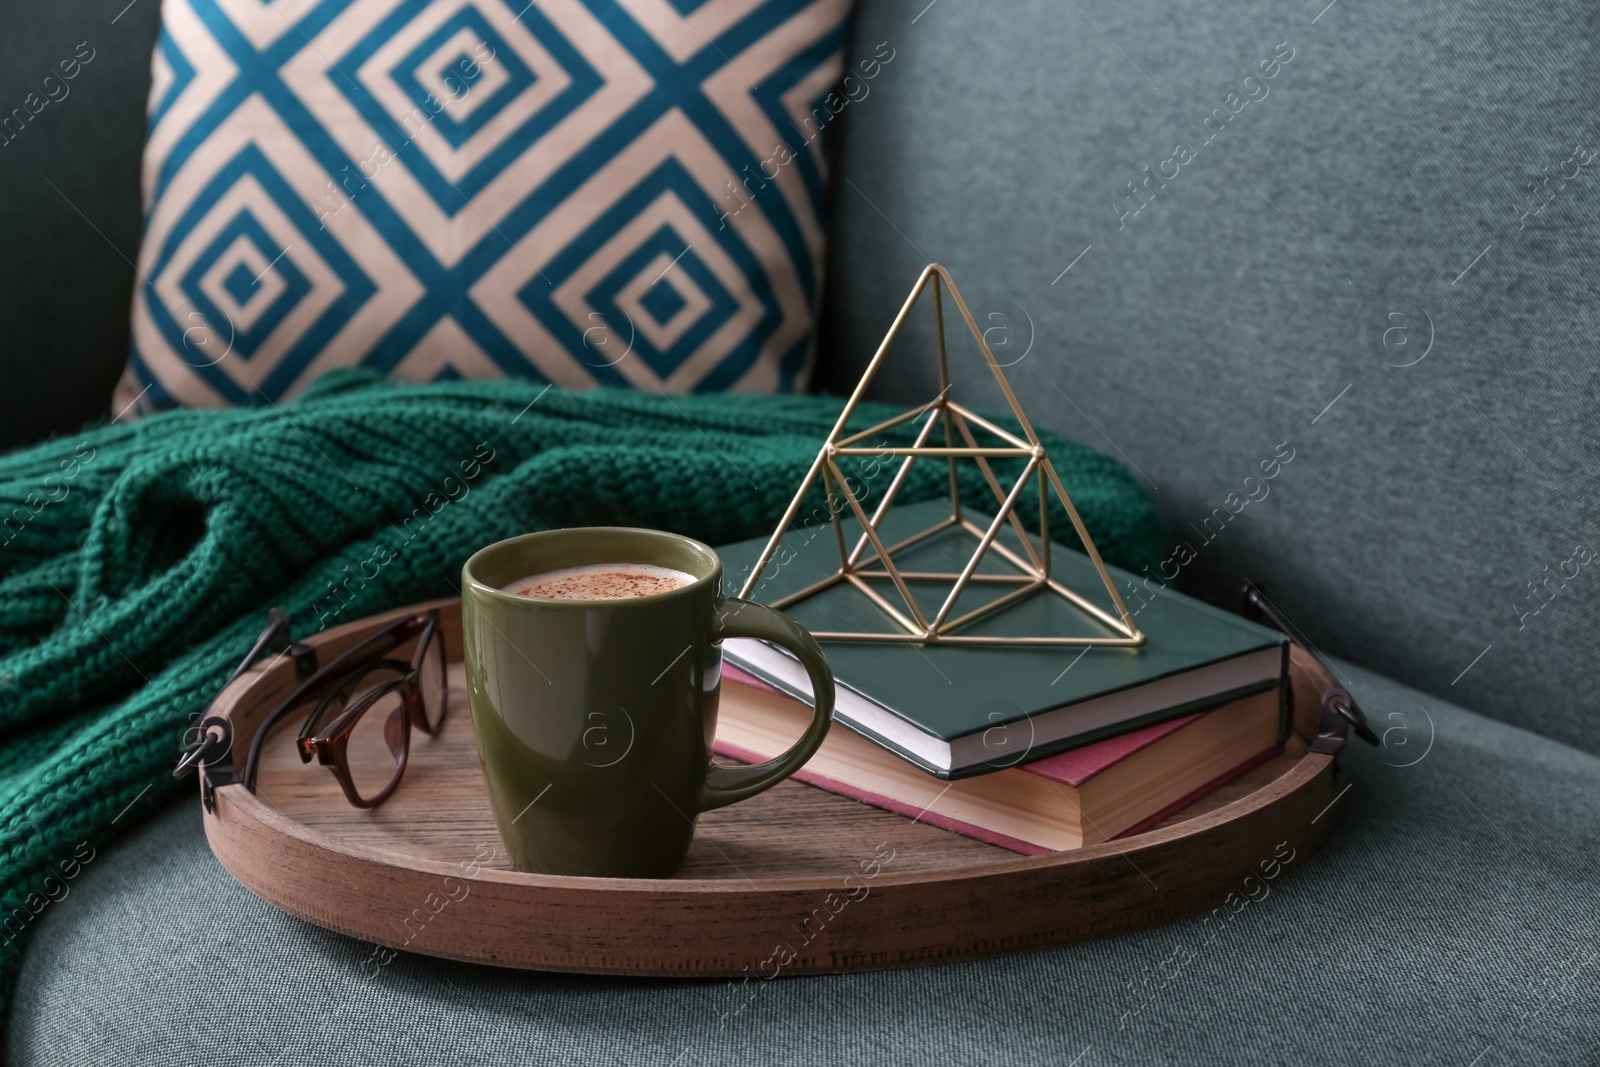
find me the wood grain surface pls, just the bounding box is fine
[201,597,1347,977]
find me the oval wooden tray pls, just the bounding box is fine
[199,597,1348,977]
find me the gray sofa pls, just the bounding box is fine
[7,0,1599,1063]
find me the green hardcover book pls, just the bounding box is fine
[717,500,1289,780]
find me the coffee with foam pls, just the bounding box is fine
[504,563,696,601]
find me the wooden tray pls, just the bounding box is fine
[199,597,1348,977]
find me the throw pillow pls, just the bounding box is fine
[115,0,857,414]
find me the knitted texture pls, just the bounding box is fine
[0,371,1165,1022]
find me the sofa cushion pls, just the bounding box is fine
[115,0,857,414]
[818,0,1600,758]
[11,660,1599,1065]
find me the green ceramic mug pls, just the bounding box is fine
[461,527,835,877]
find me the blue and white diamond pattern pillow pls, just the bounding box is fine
[116,0,854,413]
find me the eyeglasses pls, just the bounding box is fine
[226,609,448,808]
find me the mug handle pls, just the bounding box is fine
[697,596,835,813]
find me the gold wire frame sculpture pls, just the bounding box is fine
[737,264,1146,648]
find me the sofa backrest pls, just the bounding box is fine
[821,0,1600,754]
[5,0,1594,755]
[0,0,163,449]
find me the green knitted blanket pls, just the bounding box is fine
[0,371,1164,1015]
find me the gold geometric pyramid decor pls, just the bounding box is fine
[736,263,1146,648]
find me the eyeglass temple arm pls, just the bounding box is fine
[226,608,319,688]
[300,619,435,745]
[240,614,425,791]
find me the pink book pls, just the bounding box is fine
[717,665,1282,854]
